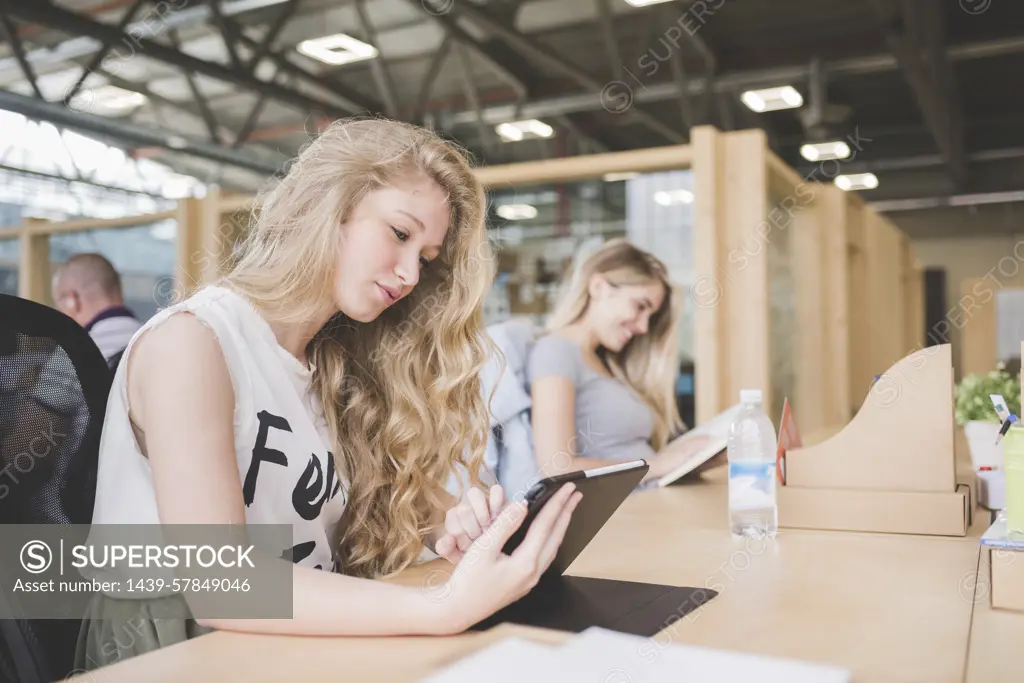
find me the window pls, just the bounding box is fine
[0,239,17,296]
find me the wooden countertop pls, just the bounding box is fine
[68,468,1017,683]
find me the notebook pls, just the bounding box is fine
[656,404,742,487]
[980,517,1024,550]
[557,627,853,683]
[418,628,853,682]
[415,638,574,683]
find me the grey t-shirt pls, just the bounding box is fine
[527,334,656,466]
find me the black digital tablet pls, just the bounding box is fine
[501,460,649,576]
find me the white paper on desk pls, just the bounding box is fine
[557,628,852,683]
[416,637,582,683]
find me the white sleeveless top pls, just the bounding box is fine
[90,285,348,575]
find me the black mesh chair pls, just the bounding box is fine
[0,294,112,682]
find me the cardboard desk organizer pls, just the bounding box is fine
[777,344,974,536]
[976,337,1024,612]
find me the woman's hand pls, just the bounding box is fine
[434,484,507,565]
[435,482,583,633]
[642,433,715,482]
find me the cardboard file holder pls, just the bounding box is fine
[986,545,1024,611]
[777,344,973,536]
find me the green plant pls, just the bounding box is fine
[955,368,1021,425]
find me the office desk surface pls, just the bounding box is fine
[69,475,1010,683]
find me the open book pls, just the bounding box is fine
[656,403,742,487]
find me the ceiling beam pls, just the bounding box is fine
[0,9,43,99]
[246,0,301,72]
[415,34,453,123]
[442,35,1024,128]
[872,0,965,188]
[411,1,615,152]
[354,0,399,118]
[63,0,148,105]
[409,4,529,104]
[596,0,624,83]
[92,65,285,161]
[6,0,363,118]
[441,0,686,144]
[0,88,282,176]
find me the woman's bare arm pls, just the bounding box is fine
[529,375,709,484]
[126,312,579,637]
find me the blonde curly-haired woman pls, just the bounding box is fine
[75,118,580,670]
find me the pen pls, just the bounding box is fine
[995,414,1017,446]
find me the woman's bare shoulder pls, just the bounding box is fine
[127,310,235,426]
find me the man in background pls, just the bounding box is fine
[52,253,141,370]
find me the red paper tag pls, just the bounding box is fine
[775,398,802,485]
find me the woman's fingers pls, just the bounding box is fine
[488,484,506,521]
[457,503,483,541]
[467,500,528,560]
[445,509,473,551]
[435,533,462,564]
[511,482,576,561]
[465,487,491,529]
[538,491,582,569]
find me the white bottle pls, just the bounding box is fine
[727,389,778,538]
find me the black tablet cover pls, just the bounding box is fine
[482,461,719,636]
[469,575,718,637]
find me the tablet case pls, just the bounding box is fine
[501,461,650,576]
[469,575,718,637]
[483,461,719,637]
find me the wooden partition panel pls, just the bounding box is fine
[790,184,852,436]
[770,168,919,437]
[820,187,853,427]
[791,187,825,435]
[692,126,770,423]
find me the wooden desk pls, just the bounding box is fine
[963,547,1024,683]
[69,475,1011,683]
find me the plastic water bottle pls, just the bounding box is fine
[727,389,778,538]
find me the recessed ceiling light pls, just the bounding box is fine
[297,33,378,66]
[495,119,553,142]
[72,85,147,113]
[496,203,537,220]
[653,189,694,206]
[165,135,188,149]
[740,85,804,113]
[622,0,674,6]
[800,141,851,162]
[835,173,878,191]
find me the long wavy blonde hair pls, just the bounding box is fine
[220,117,494,578]
[546,238,684,450]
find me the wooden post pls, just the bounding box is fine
[174,187,224,301]
[18,220,51,305]
[846,199,869,413]
[692,126,771,423]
